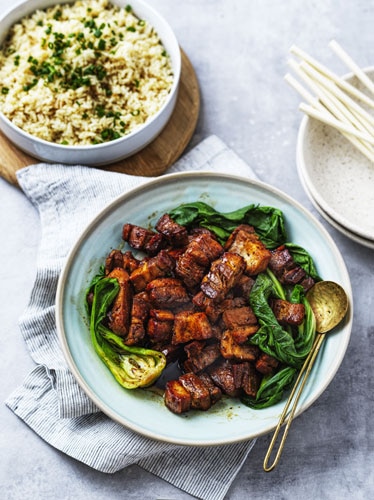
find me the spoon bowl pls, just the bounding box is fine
[306,281,349,333]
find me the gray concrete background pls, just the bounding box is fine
[1,1,373,498]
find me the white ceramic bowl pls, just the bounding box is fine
[297,67,374,243]
[56,172,353,446]
[0,0,181,165]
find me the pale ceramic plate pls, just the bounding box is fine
[298,165,374,249]
[56,172,353,446]
[297,67,374,242]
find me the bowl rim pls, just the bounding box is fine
[0,0,181,151]
[55,171,353,445]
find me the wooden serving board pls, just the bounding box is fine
[0,49,200,186]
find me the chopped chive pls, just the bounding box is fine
[53,9,62,20]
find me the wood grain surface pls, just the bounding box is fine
[0,49,200,186]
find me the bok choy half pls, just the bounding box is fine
[87,276,166,389]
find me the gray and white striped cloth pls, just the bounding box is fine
[6,135,258,500]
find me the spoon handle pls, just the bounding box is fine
[263,333,326,472]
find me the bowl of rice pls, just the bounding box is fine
[0,0,181,165]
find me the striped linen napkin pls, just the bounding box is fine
[6,135,258,500]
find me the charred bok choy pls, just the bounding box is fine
[86,273,166,389]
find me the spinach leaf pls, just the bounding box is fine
[286,242,321,281]
[241,366,297,409]
[168,201,287,248]
[293,291,316,358]
[248,271,315,368]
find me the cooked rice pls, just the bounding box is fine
[0,0,174,145]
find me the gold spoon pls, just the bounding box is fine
[263,281,349,472]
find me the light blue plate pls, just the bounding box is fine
[56,172,353,445]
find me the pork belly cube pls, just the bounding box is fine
[122,251,141,274]
[155,213,189,247]
[189,232,224,264]
[225,226,271,276]
[105,250,141,275]
[122,223,166,255]
[271,299,305,326]
[146,278,190,309]
[207,359,240,397]
[175,251,206,290]
[179,373,211,411]
[107,268,133,337]
[198,372,222,404]
[147,309,175,344]
[268,245,295,274]
[220,329,259,361]
[255,352,279,375]
[125,292,150,345]
[192,291,222,323]
[232,362,261,397]
[164,379,191,414]
[222,306,258,330]
[225,224,255,244]
[182,232,223,267]
[281,266,306,285]
[232,274,255,298]
[229,325,260,345]
[130,250,175,292]
[145,234,167,256]
[269,245,315,290]
[176,232,224,290]
[299,276,316,292]
[159,343,185,363]
[172,311,213,344]
[105,249,125,275]
[201,252,246,302]
[183,340,221,373]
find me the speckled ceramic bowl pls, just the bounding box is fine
[56,172,353,445]
[297,67,374,243]
[0,0,181,165]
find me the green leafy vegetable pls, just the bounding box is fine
[241,366,297,409]
[242,272,316,409]
[248,271,316,369]
[285,242,321,281]
[88,277,166,389]
[168,201,287,248]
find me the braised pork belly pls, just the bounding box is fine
[98,212,313,415]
